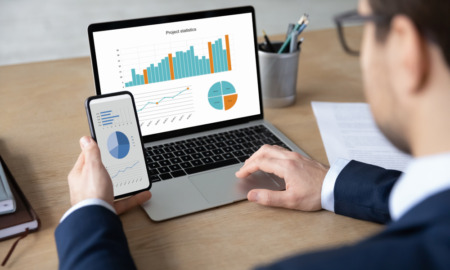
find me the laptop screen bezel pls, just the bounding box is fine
[88,6,264,143]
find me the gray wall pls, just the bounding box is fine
[0,0,357,66]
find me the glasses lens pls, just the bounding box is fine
[342,25,364,55]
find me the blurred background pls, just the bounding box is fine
[0,0,357,66]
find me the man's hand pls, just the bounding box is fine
[68,136,151,215]
[235,145,329,211]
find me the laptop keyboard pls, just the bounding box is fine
[145,125,291,182]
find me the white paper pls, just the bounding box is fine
[311,101,411,171]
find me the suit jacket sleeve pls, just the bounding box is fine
[334,160,402,224]
[55,205,137,270]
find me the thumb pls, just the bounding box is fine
[80,136,102,165]
[247,189,289,208]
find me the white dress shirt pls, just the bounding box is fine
[321,152,450,221]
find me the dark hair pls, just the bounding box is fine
[369,0,450,68]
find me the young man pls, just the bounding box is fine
[55,0,450,269]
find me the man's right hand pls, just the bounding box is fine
[235,145,329,211]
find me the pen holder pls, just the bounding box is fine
[258,42,300,108]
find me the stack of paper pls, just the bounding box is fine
[311,102,411,171]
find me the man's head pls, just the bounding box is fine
[358,0,450,155]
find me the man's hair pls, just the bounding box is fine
[369,0,450,68]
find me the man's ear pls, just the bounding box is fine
[386,15,429,97]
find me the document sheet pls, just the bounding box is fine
[312,102,411,171]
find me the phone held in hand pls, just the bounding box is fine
[85,91,151,199]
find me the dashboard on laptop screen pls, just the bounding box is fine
[91,11,261,137]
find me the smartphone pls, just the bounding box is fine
[85,91,151,199]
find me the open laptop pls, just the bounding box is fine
[88,6,308,221]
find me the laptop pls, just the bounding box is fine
[88,6,308,221]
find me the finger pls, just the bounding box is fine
[79,136,102,165]
[247,189,290,208]
[245,144,292,164]
[236,157,286,179]
[114,191,152,215]
[70,152,85,175]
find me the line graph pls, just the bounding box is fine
[134,85,194,127]
[137,87,190,112]
[110,161,139,179]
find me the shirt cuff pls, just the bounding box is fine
[60,198,116,223]
[321,158,350,212]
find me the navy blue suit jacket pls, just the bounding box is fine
[55,161,450,269]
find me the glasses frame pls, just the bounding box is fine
[334,10,391,56]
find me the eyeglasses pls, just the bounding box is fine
[334,10,391,56]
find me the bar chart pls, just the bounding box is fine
[123,35,232,87]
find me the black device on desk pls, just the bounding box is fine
[85,91,151,199]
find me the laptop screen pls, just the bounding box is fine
[90,8,262,140]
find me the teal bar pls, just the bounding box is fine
[213,43,218,73]
[165,57,170,80]
[180,52,184,78]
[151,64,155,83]
[147,67,153,83]
[178,52,183,78]
[202,56,207,74]
[161,60,166,81]
[218,39,223,72]
[131,69,137,86]
[183,51,189,78]
[189,47,194,76]
[223,50,228,70]
[175,53,179,78]
[173,57,178,79]
[195,56,200,75]
[185,51,190,77]
[140,75,144,85]
[157,63,161,82]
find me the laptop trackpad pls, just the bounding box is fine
[189,164,285,205]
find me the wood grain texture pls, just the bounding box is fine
[0,27,379,270]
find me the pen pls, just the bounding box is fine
[297,37,305,50]
[278,14,309,54]
[262,30,275,53]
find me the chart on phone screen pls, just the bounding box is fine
[90,95,149,196]
[93,12,261,137]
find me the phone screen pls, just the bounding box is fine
[88,93,150,198]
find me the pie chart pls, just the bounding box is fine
[208,81,238,111]
[107,131,130,159]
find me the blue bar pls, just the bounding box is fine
[100,110,112,114]
[101,115,119,120]
[103,123,112,126]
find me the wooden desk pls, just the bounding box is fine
[0,27,380,269]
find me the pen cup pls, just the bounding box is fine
[258,42,300,108]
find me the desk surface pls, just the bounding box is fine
[0,27,380,269]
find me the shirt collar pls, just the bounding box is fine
[389,152,450,221]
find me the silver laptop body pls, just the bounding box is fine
[88,6,308,221]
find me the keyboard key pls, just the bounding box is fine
[191,160,203,166]
[224,147,233,152]
[163,153,175,159]
[185,158,240,174]
[223,153,233,159]
[158,167,170,174]
[160,173,173,180]
[181,162,193,168]
[153,148,165,155]
[148,162,160,169]
[232,145,244,151]
[215,142,226,148]
[152,155,163,162]
[171,170,186,178]
[205,144,216,150]
[195,146,206,152]
[212,155,224,162]
[201,157,213,164]
[192,153,203,159]
[170,157,182,164]
[181,155,193,161]
[232,150,244,157]
[148,169,159,175]
[158,160,170,167]
[169,164,182,171]
[164,146,176,153]
[185,148,195,155]
[174,150,185,156]
[212,148,224,155]
[150,175,161,182]
[202,151,213,157]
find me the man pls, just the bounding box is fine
[55,0,450,269]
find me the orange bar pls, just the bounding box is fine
[168,53,175,80]
[208,42,215,73]
[225,35,232,71]
[143,69,149,84]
